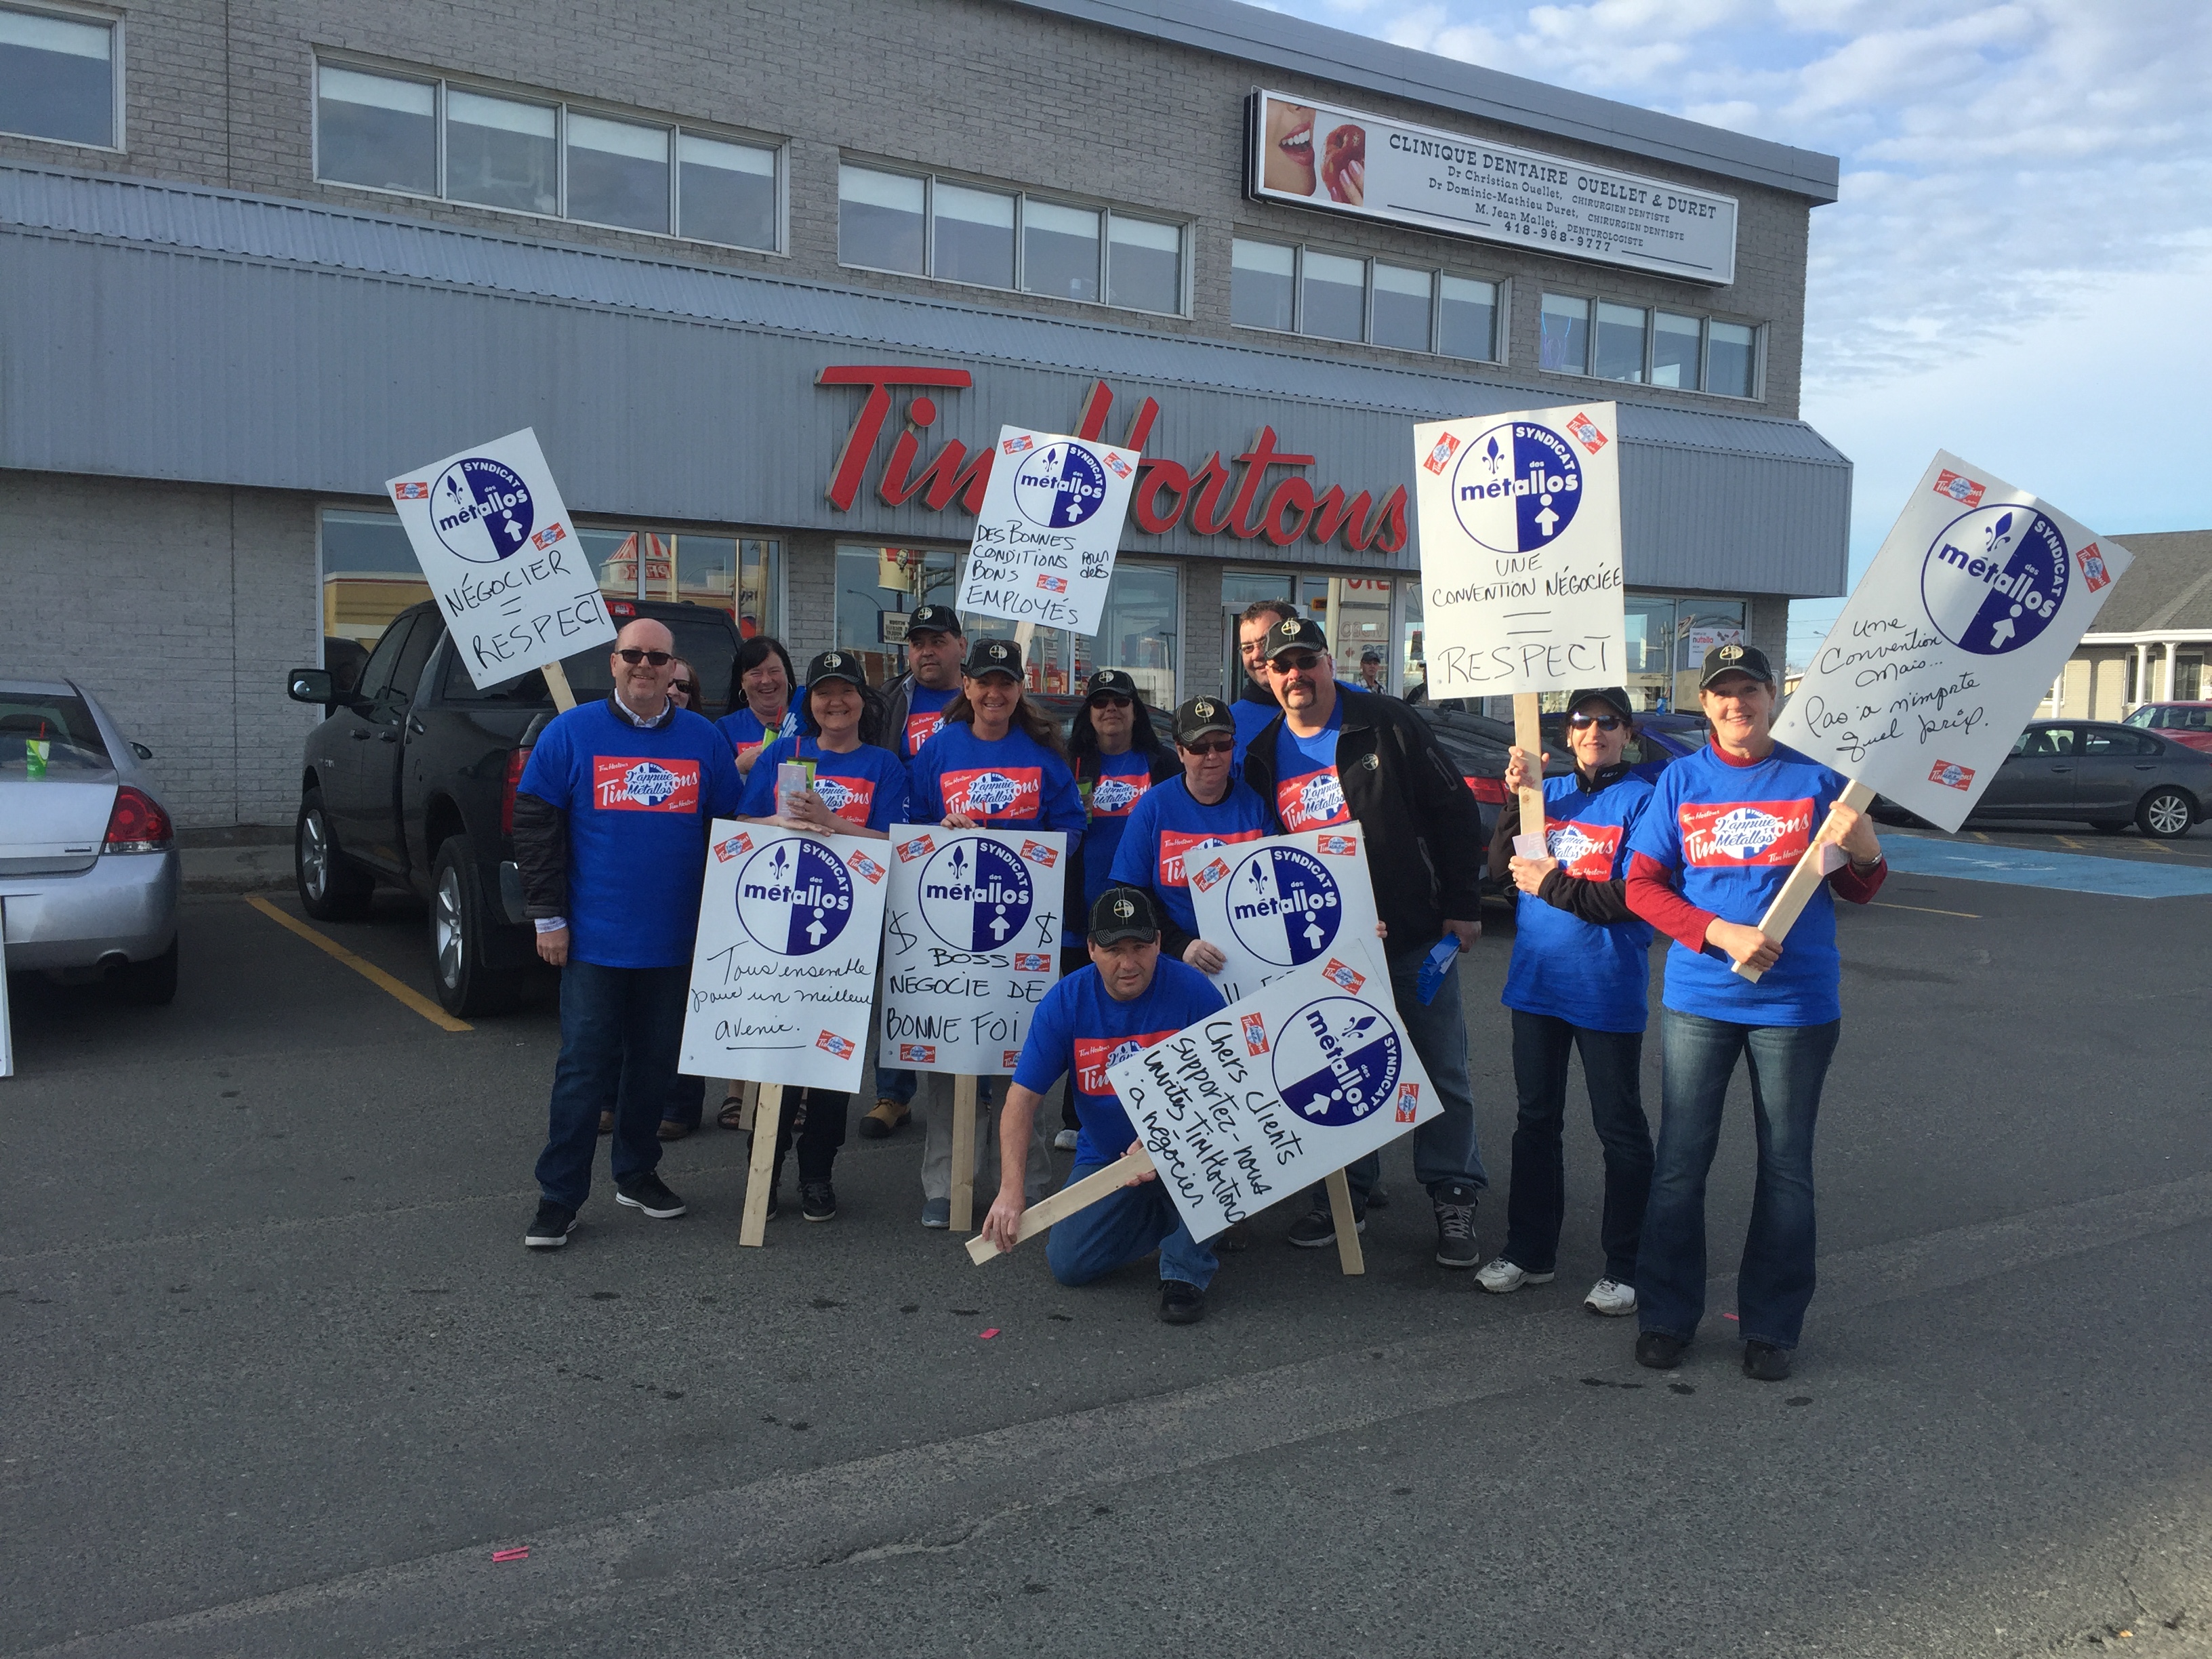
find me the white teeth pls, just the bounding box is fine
[1282,130,1311,151]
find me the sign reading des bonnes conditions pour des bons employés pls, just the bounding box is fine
[1412,402,1626,697]
[1773,451,2132,834]
[955,428,1139,638]
[387,428,615,687]
[1107,955,1439,1243]
[879,827,1067,1078]
[679,825,891,1093]
[1185,830,1387,1006]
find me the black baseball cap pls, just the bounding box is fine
[804,650,868,691]
[1085,668,1138,702]
[1263,616,1329,661]
[1173,695,1235,746]
[1089,884,1161,946]
[964,638,1024,680]
[1566,686,1635,721]
[1698,642,1774,689]
[905,604,963,639]
[1359,647,1384,663]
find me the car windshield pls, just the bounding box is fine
[2123,706,2152,727]
[0,692,111,777]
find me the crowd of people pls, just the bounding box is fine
[512,597,1886,1376]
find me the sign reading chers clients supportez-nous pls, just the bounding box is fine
[1185,830,1386,1005]
[1412,402,1626,697]
[955,428,1139,638]
[1773,451,2133,833]
[879,827,1067,1077]
[1106,955,1439,1243]
[387,428,615,687]
[679,825,892,1093]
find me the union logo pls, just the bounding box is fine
[1088,776,1143,815]
[1679,800,1813,867]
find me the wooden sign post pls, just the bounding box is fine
[966,1150,1152,1264]
[949,1076,980,1233]
[737,1083,785,1247]
[1512,693,1547,844]
[1732,780,1876,983]
[1322,1168,1366,1275]
[542,659,578,712]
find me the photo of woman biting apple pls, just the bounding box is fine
[1262,98,1316,195]
[1321,121,1366,205]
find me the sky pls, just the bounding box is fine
[1296,0,2212,665]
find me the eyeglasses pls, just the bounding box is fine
[1273,653,1322,674]
[1183,738,1234,756]
[1088,694,1133,710]
[615,649,672,666]
[1568,714,1624,731]
[669,682,695,697]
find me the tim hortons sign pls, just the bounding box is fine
[818,366,1410,556]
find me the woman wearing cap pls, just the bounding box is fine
[717,635,802,776]
[1067,670,1178,929]
[1624,644,1886,1382]
[1475,688,1656,1317]
[1108,696,1271,972]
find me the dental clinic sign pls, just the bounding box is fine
[1774,451,2132,833]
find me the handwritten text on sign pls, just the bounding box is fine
[1186,830,1386,1004]
[1772,451,2132,833]
[679,824,890,1092]
[1412,402,1625,696]
[1107,957,1438,1242]
[955,428,1139,638]
[879,826,1066,1077]
[386,428,615,689]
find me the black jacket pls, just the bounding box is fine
[1238,684,1485,950]
[1486,761,1639,926]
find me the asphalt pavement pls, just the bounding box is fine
[3,821,2209,1658]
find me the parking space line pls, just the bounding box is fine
[243,895,472,1033]
[1869,900,1980,919]
[2055,834,2085,850]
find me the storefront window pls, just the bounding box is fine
[320,509,430,651]
[1023,198,1100,303]
[838,164,925,274]
[1400,579,1425,697]
[835,544,962,689]
[1673,600,1746,708]
[1624,594,1676,710]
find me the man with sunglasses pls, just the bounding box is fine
[1108,697,1270,972]
[515,617,745,1250]
[1477,687,1656,1316]
[1237,617,1490,1266]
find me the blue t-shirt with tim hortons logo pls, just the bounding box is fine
[715,701,801,763]
[1271,703,1355,835]
[1012,957,1227,1166]
[736,733,909,834]
[906,722,1086,834]
[898,683,960,760]
[1627,741,1853,1027]
[1080,749,1159,913]
[1502,771,1656,1034]
[1106,775,1271,939]
[518,698,746,970]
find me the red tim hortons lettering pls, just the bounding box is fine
[592,756,701,813]
[1543,820,1622,880]
[1160,827,1262,888]
[1678,800,1815,867]
[1073,1030,1179,1097]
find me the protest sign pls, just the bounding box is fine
[678,823,890,1093]
[1107,955,1439,1244]
[386,428,614,691]
[955,428,1139,637]
[1185,830,1386,1004]
[878,826,1067,1077]
[1774,452,2133,834]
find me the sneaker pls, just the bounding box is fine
[1053,1128,1080,1151]
[1366,1183,1391,1212]
[1432,1182,1480,1268]
[1475,1256,1553,1294]
[801,1180,837,1223]
[656,1119,693,1142]
[614,1173,687,1219]
[1584,1278,1637,1317]
[1286,1204,1363,1249]
[1158,1279,1207,1324]
[1635,1330,1687,1370]
[525,1200,577,1248]
[1742,1340,1793,1382]
[858,1099,909,1141]
[920,1197,950,1229]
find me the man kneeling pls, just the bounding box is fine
[981,886,1227,1324]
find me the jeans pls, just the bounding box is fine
[661,1072,708,1131]
[874,1066,916,1107]
[1322,940,1488,1208]
[772,1088,848,1184]
[1047,1162,1218,1290]
[1636,1009,1841,1351]
[1502,1011,1652,1283]
[535,961,689,1214]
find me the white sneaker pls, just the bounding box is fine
[1053,1128,1079,1151]
[1475,1256,1554,1294]
[1584,1277,1637,1317]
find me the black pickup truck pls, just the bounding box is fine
[285,598,745,1015]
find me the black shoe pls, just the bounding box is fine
[524,1200,577,1249]
[1635,1330,1687,1370]
[801,1180,837,1222]
[1742,1340,1793,1382]
[615,1173,687,1218]
[1159,1279,1207,1324]
[1431,1181,1480,1268]
[1286,1204,1363,1249]
[1366,1183,1391,1211]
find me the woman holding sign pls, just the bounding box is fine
[1624,644,1886,1382]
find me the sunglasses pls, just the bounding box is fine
[1568,713,1624,731]
[615,649,673,666]
[1088,694,1133,710]
[1273,653,1322,674]
[1182,738,1234,756]
[669,681,695,697]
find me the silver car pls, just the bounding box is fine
[0,678,180,1003]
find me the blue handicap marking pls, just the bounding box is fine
[1880,835,2212,899]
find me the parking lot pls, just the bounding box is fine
[4,821,2210,1658]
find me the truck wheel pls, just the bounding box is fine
[430,835,518,1016]
[2136,788,2194,840]
[297,787,374,919]
[119,936,180,1006]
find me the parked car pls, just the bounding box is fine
[0,678,180,1003]
[285,598,745,1015]
[1538,709,1709,785]
[2121,701,2212,756]
[1870,719,2211,837]
[1410,701,1572,883]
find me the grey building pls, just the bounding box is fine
[0,0,1848,828]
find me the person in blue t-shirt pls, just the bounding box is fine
[1624,644,1887,1382]
[514,617,745,1250]
[1473,687,1657,1319]
[981,886,1229,1324]
[1108,695,1269,968]
[715,635,802,776]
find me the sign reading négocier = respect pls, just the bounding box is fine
[1412,401,1626,696]
[1107,955,1437,1243]
[1772,451,2133,833]
[386,428,615,687]
[955,428,1139,638]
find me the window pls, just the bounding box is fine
[1542,293,1761,399]
[1595,302,1648,383]
[1301,250,1365,342]
[1708,320,1759,398]
[0,691,109,775]
[1231,239,1296,331]
[1233,239,1500,362]
[321,508,431,651]
[1652,310,1702,390]
[312,62,781,250]
[1540,293,1590,373]
[1107,215,1181,314]
[0,4,115,148]
[1437,276,1497,362]
[1024,198,1099,302]
[1617,594,1746,710]
[839,164,925,273]
[1370,264,1432,352]
[933,181,1015,289]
